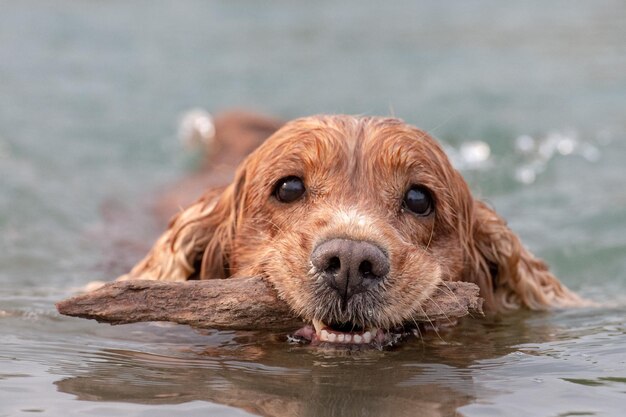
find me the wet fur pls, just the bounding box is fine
[120,115,582,329]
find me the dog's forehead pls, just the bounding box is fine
[262,115,443,158]
[254,115,451,175]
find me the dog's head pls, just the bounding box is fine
[126,115,580,346]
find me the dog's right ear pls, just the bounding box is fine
[118,168,247,282]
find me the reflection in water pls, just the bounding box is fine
[54,312,570,417]
[56,348,474,417]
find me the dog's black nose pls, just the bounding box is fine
[310,239,389,301]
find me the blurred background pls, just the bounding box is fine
[1,1,625,416]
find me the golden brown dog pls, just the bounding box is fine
[120,113,582,346]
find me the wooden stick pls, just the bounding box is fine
[56,277,483,331]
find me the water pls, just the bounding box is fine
[1,1,625,416]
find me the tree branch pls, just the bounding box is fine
[56,277,483,331]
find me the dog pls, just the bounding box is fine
[119,112,582,346]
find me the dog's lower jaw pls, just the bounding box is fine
[291,320,404,349]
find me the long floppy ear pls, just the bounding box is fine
[465,200,582,311]
[118,169,246,282]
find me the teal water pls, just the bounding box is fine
[1,1,625,416]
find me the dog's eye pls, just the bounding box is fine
[403,185,434,216]
[274,176,306,203]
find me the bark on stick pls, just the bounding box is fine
[56,277,483,331]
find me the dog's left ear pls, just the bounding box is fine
[464,200,582,311]
[118,168,247,282]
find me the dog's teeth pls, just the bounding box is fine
[320,330,329,341]
[312,319,325,334]
[310,322,379,345]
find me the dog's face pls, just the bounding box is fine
[126,115,580,347]
[224,116,473,344]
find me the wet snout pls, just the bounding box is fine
[310,239,389,301]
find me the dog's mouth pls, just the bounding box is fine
[290,319,406,349]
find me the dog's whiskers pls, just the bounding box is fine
[414,302,445,343]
